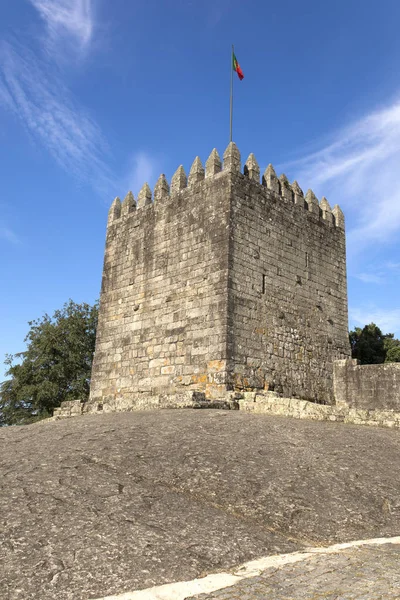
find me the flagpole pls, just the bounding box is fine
[230,44,233,143]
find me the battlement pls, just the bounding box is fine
[90,141,350,411]
[107,142,345,231]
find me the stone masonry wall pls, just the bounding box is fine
[334,359,400,410]
[89,143,350,409]
[239,392,400,430]
[89,156,232,408]
[227,160,350,403]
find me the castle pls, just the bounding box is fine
[87,142,351,411]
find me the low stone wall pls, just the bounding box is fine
[52,392,234,419]
[334,359,400,410]
[240,393,400,430]
[52,391,400,431]
[52,400,84,418]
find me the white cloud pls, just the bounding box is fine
[355,272,385,285]
[29,0,93,55]
[0,226,21,245]
[282,98,400,253]
[353,261,400,284]
[207,0,232,27]
[0,41,114,194]
[386,261,400,271]
[0,2,157,204]
[125,152,158,197]
[350,306,400,336]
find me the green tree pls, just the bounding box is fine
[349,323,400,365]
[384,334,400,363]
[0,300,98,426]
[349,323,386,364]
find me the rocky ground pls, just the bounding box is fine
[1,410,400,600]
[187,543,400,600]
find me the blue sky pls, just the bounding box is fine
[1,0,400,380]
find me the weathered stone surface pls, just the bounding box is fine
[334,359,400,410]
[188,156,205,185]
[228,170,349,404]
[205,148,222,178]
[2,410,400,599]
[262,164,280,193]
[223,141,241,172]
[279,173,293,201]
[137,182,152,208]
[244,153,260,182]
[291,180,305,206]
[305,188,320,215]
[170,164,187,194]
[333,203,345,229]
[188,544,400,600]
[153,173,169,201]
[89,152,350,410]
[240,391,400,430]
[54,392,235,418]
[121,191,136,217]
[320,196,333,224]
[53,399,84,418]
[107,196,121,226]
[90,168,232,407]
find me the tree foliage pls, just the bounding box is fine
[349,323,400,365]
[0,300,98,426]
[384,333,400,363]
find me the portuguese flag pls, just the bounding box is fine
[233,52,244,80]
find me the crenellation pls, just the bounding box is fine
[305,189,320,215]
[171,165,187,194]
[137,182,152,208]
[320,197,334,224]
[223,141,241,172]
[121,191,136,217]
[279,174,293,201]
[244,153,260,182]
[263,164,280,194]
[110,155,342,233]
[205,148,222,178]
[153,174,169,202]
[188,156,205,186]
[108,197,121,225]
[332,204,345,229]
[291,181,305,207]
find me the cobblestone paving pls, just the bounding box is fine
[187,544,400,599]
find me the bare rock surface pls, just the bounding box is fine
[188,543,400,599]
[1,410,400,600]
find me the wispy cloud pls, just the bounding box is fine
[124,152,158,196]
[386,261,400,271]
[0,226,21,245]
[29,0,93,57]
[283,99,400,252]
[0,41,114,194]
[355,272,385,285]
[354,261,400,284]
[207,0,233,27]
[350,306,400,336]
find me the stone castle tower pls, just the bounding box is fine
[88,142,350,411]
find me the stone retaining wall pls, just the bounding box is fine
[334,359,400,410]
[52,392,234,418]
[53,392,400,431]
[240,393,400,429]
